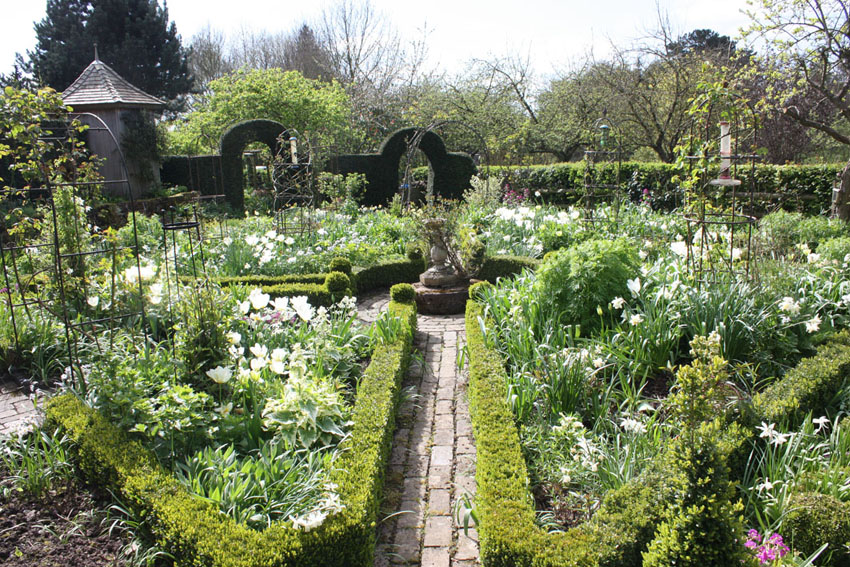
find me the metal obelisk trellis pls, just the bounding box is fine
[681,92,760,287]
[0,112,149,393]
[582,114,623,228]
[272,129,315,238]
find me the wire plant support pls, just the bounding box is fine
[0,112,151,394]
[582,114,623,228]
[272,129,315,239]
[681,90,760,287]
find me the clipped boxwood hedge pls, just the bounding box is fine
[466,300,850,566]
[415,162,843,213]
[476,254,539,283]
[752,329,850,428]
[46,300,417,567]
[353,257,426,294]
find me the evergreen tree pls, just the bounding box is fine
[28,0,192,104]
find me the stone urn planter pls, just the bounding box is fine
[414,217,469,315]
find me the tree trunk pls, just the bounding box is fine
[831,160,850,220]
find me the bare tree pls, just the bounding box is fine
[189,25,234,89]
[318,0,430,149]
[742,0,850,218]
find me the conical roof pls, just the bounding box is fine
[61,57,165,109]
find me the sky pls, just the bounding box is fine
[0,0,755,78]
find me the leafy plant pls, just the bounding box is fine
[0,427,75,498]
[534,237,639,332]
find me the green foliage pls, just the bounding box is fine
[476,254,539,283]
[174,442,332,531]
[318,173,367,214]
[0,427,76,498]
[324,271,352,297]
[167,69,349,155]
[642,427,748,567]
[44,300,416,566]
[0,304,67,383]
[481,163,843,213]
[328,257,352,276]
[389,283,415,304]
[784,492,850,567]
[644,338,747,567]
[468,280,493,300]
[758,210,850,256]
[534,238,639,332]
[174,284,234,385]
[353,258,425,294]
[753,330,850,428]
[815,236,850,265]
[405,242,424,261]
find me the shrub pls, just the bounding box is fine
[468,281,493,301]
[476,255,539,283]
[816,236,850,265]
[533,238,639,332]
[389,283,415,304]
[752,330,850,428]
[405,242,424,262]
[353,258,424,294]
[784,492,850,567]
[644,339,747,567]
[324,272,352,297]
[642,428,747,567]
[328,257,352,276]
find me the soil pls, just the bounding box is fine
[0,480,138,567]
[531,482,599,530]
[642,368,674,400]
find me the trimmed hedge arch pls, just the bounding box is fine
[331,128,477,206]
[219,119,290,209]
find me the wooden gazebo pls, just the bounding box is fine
[62,55,164,198]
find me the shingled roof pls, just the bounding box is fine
[61,57,165,109]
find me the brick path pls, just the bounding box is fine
[0,379,40,436]
[358,291,480,567]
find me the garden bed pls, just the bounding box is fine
[44,298,416,567]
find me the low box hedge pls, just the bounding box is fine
[46,300,417,567]
[353,257,426,294]
[466,300,850,566]
[476,255,539,283]
[752,329,850,428]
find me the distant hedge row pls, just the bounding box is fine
[414,162,844,214]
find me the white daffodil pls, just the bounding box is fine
[805,315,821,333]
[778,297,800,315]
[619,417,647,435]
[627,277,641,297]
[611,297,626,310]
[629,313,644,326]
[227,331,242,345]
[87,296,99,308]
